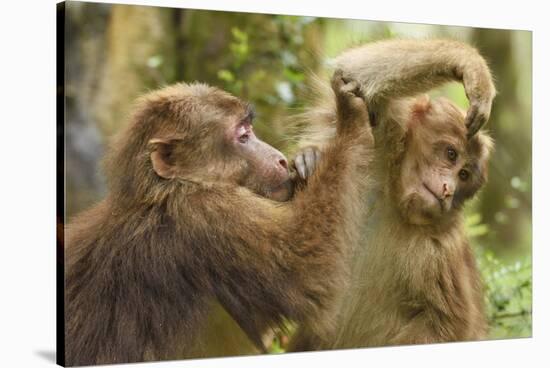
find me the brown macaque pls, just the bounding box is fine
[290,39,495,350]
[65,79,372,366]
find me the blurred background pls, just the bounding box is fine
[64,2,532,345]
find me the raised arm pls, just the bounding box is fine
[335,39,496,136]
[192,74,372,349]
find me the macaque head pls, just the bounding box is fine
[394,96,493,225]
[106,83,292,202]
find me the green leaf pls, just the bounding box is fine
[217,69,235,83]
[231,27,248,43]
[146,55,163,69]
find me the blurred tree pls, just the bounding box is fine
[179,11,323,149]
[65,2,110,216]
[95,4,178,136]
[472,29,532,253]
[66,3,180,217]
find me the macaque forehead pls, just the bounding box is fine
[140,84,254,163]
[156,84,250,140]
[409,97,468,154]
[190,86,248,126]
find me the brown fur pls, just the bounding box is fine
[65,81,372,365]
[290,39,495,350]
[333,38,496,138]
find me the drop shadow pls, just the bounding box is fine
[35,350,56,364]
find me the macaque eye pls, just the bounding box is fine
[236,123,251,144]
[447,147,458,162]
[238,133,250,144]
[458,169,470,181]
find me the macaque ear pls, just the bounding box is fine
[411,94,432,119]
[148,138,181,179]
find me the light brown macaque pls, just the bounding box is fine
[290,39,495,350]
[64,78,372,366]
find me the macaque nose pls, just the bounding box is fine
[442,183,454,198]
[278,158,288,170]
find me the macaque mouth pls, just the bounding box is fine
[271,178,292,193]
[267,178,294,202]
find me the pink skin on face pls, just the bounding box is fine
[232,116,291,202]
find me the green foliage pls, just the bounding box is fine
[478,249,532,338]
[267,336,286,354]
[215,20,309,106]
[216,27,249,96]
[467,215,532,339]
[146,55,163,69]
[466,213,490,238]
[229,27,250,67]
[212,16,315,150]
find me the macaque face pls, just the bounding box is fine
[226,104,292,202]
[148,85,291,202]
[396,98,491,225]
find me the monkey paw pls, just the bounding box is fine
[331,69,369,134]
[293,146,322,180]
[331,69,365,105]
[465,99,492,138]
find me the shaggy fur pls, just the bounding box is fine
[290,39,495,350]
[65,81,371,365]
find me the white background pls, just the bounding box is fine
[0,0,547,367]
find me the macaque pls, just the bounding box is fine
[64,78,372,365]
[290,39,495,350]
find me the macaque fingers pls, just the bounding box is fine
[303,147,317,178]
[331,70,369,134]
[293,146,322,180]
[465,99,492,138]
[294,153,307,180]
[462,61,495,138]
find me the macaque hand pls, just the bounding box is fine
[293,146,322,180]
[461,63,496,138]
[464,92,493,139]
[331,69,370,136]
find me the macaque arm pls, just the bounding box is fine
[292,71,370,180]
[191,75,371,349]
[335,39,496,135]
[193,132,366,340]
